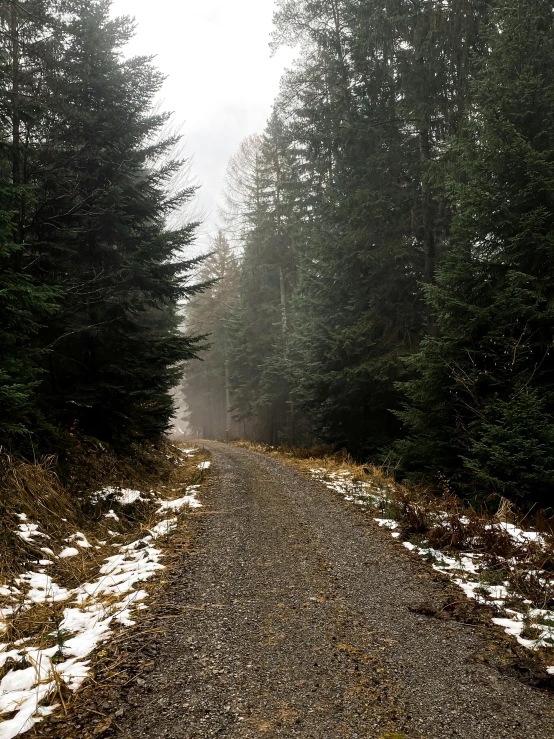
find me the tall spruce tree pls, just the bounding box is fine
[225,119,298,444]
[0,189,57,443]
[271,0,485,456]
[0,0,59,446]
[397,0,554,505]
[0,0,204,449]
[28,0,204,443]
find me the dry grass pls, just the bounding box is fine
[234,440,395,490]
[0,438,211,735]
[24,441,211,739]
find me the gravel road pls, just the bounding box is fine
[116,441,554,738]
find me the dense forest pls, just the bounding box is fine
[183,0,554,507]
[0,0,204,453]
[1,0,553,509]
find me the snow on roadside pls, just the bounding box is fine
[0,482,204,739]
[169,448,197,466]
[15,515,50,544]
[308,466,554,673]
[309,468,384,507]
[91,487,148,505]
[157,485,202,513]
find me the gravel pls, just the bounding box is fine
[116,441,554,738]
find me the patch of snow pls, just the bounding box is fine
[496,522,545,546]
[307,463,554,676]
[197,461,211,470]
[0,536,164,734]
[16,522,50,544]
[308,468,383,506]
[91,487,147,505]
[156,489,202,513]
[0,683,58,739]
[17,573,71,604]
[0,457,214,736]
[374,518,399,530]
[149,519,178,538]
[67,532,91,548]
[117,489,146,505]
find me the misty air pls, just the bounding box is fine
[1,1,554,737]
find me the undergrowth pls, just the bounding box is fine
[0,437,210,737]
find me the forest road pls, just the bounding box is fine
[116,441,554,739]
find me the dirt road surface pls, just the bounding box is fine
[116,441,554,738]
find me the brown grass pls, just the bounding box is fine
[25,441,210,739]
[0,437,211,720]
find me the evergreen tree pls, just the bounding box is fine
[225,119,298,444]
[0,0,59,445]
[182,231,240,439]
[0,191,57,442]
[397,0,554,505]
[271,0,485,456]
[28,0,204,443]
[0,0,204,449]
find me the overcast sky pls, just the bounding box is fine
[110,0,295,248]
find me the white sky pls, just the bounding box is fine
[110,0,295,248]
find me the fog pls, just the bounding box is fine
[110,0,296,245]
[107,0,297,438]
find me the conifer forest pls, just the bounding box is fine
[184,0,554,510]
[1,0,554,511]
[5,2,554,736]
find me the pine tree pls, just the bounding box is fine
[225,118,298,444]
[182,231,240,439]
[0,0,59,446]
[26,0,205,443]
[273,0,419,455]
[397,0,554,505]
[0,0,204,449]
[0,190,57,443]
[271,0,489,457]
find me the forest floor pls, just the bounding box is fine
[66,440,554,739]
[0,441,209,739]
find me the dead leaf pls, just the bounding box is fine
[93,717,113,736]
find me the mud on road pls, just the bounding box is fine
[115,441,554,739]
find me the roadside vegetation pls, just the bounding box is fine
[0,440,209,739]
[0,0,206,463]
[0,5,210,730]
